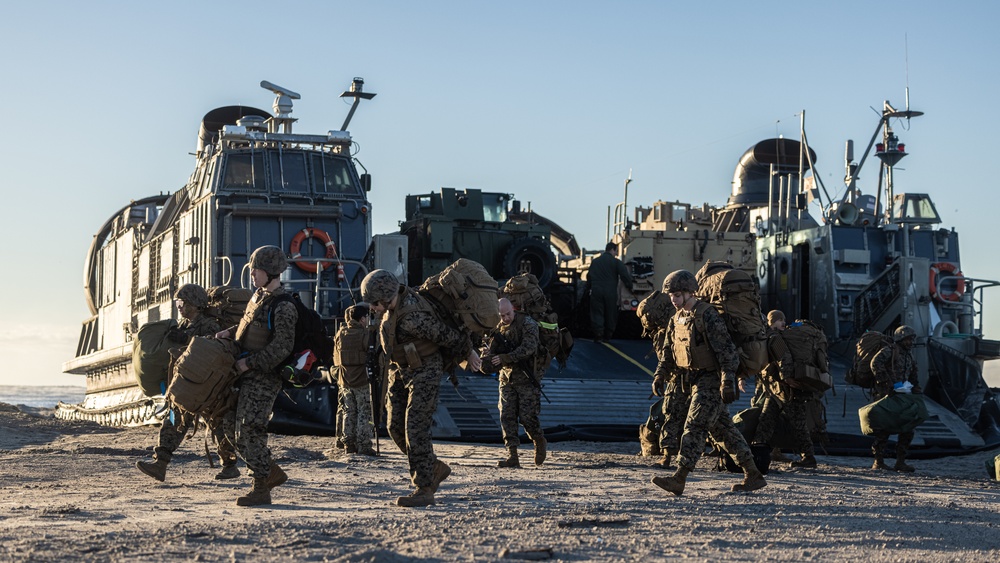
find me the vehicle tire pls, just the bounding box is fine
[502,238,557,288]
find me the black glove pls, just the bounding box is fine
[652,376,666,397]
[720,372,737,404]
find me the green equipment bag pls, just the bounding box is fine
[847,331,893,388]
[166,336,239,419]
[419,258,501,337]
[858,393,929,436]
[132,318,180,397]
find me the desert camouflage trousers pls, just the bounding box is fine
[498,382,543,448]
[386,365,441,488]
[658,378,692,455]
[155,409,236,466]
[753,394,815,457]
[341,385,374,449]
[677,370,754,472]
[223,369,282,478]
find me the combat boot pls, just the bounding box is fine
[396,487,435,507]
[136,458,169,482]
[266,463,288,490]
[657,450,677,470]
[215,463,241,480]
[345,440,358,454]
[790,455,817,469]
[430,460,451,493]
[357,445,378,456]
[534,437,547,466]
[770,447,792,463]
[236,477,271,507]
[651,466,690,496]
[732,464,768,492]
[497,447,520,468]
[893,456,915,473]
[871,455,887,470]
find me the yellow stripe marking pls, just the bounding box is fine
[601,341,655,377]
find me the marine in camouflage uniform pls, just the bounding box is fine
[587,242,633,341]
[870,325,922,472]
[752,310,818,468]
[485,298,547,468]
[136,284,237,482]
[334,304,376,456]
[220,246,296,506]
[363,269,480,507]
[650,270,766,496]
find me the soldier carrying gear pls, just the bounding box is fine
[649,270,767,496]
[361,268,481,508]
[248,245,289,283]
[175,284,210,310]
[334,303,377,456]
[870,324,922,472]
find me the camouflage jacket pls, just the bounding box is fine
[491,312,541,386]
[871,343,919,397]
[381,287,473,375]
[234,287,298,375]
[654,299,739,380]
[587,251,633,295]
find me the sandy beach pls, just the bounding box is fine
[1,402,999,562]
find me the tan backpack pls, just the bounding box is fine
[205,286,254,327]
[166,337,239,419]
[781,319,832,392]
[419,258,501,337]
[847,331,893,388]
[501,273,573,368]
[695,261,767,376]
[636,290,675,338]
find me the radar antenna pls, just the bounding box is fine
[339,77,376,131]
[260,81,301,134]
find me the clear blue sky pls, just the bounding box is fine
[3,1,999,386]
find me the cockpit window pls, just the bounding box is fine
[270,152,308,192]
[892,193,941,224]
[482,196,508,223]
[312,154,360,195]
[222,153,266,191]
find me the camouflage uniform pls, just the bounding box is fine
[153,314,232,465]
[752,328,816,460]
[870,340,920,465]
[587,250,632,340]
[334,317,375,453]
[381,286,472,489]
[223,287,298,478]
[661,301,756,474]
[490,312,544,449]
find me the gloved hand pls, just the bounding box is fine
[720,371,737,404]
[652,375,666,397]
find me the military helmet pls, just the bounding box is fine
[174,283,209,309]
[249,245,288,276]
[767,310,786,325]
[893,325,917,342]
[361,269,400,305]
[345,303,370,322]
[662,270,698,293]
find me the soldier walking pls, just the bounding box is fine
[136,284,237,481]
[361,269,482,507]
[217,246,295,506]
[586,242,633,341]
[870,325,922,472]
[483,298,548,468]
[649,270,766,495]
[751,310,818,468]
[334,304,377,456]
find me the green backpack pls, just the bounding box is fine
[132,318,180,397]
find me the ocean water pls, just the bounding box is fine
[0,386,86,409]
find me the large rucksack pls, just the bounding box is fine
[166,336,240,419]
[636,290,675,337]
[847,331,893,388]
[781,319,832,392]
[500,273,573,369]
[694,261,767,376]
[419,258,501,337]
[132,318,180,397]
[205,286,254,327]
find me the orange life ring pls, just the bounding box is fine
[929,262,965,303]
[289,228,338,273]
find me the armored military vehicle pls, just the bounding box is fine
[711,101,1000,451]
[58,79,382,431]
